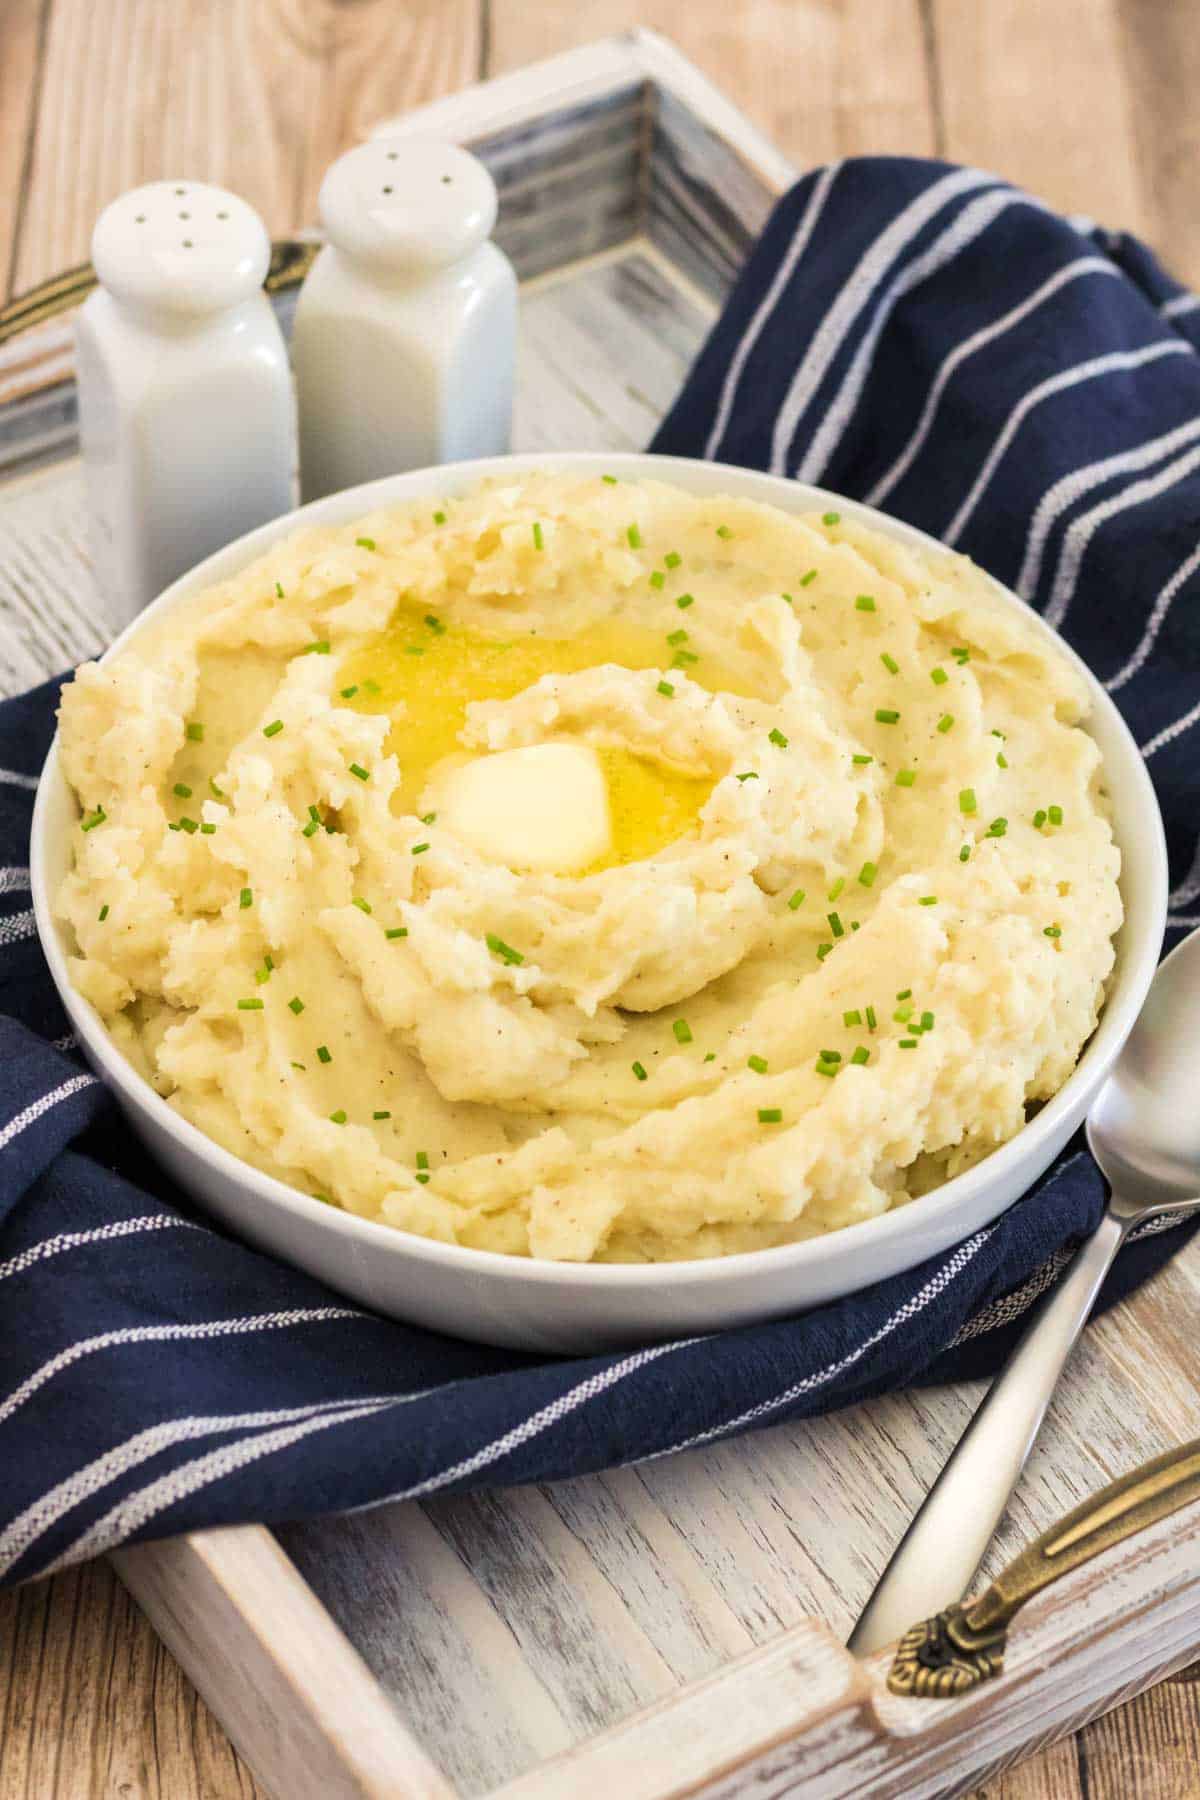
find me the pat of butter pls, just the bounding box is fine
[434,742,612,873]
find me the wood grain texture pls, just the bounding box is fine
[7,0,481,298]
[2,5,1200,1799]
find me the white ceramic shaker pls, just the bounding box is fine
[292,138,517,501]
[75,181,294,629]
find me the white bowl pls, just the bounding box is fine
[31,453,1167,1352]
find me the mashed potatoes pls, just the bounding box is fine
[55,472,1122,1261]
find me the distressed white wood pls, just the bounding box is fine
[6,33,1200,1800]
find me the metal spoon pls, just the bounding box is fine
[849,926,1200,1656]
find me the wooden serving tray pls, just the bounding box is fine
[4,32,1200,1799]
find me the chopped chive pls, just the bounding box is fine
[433,510,446,525]
[302,820,319,838]
[996,751,1008,769]
[363,679,381,695]
[855,594,876,612]
[959,788,977,814]
[818,1049,842,1064]
[411,842,430,856]
[816,942,833,960]
[828,911,844,938]
[264,953,274,972]
[858,861,878,888]
[178,816,198,834]
[292,1062,306,1071]
[416,1150,429,1170]
[852,753,873,766]
[930,667,949,687]
[959,843,971,861]
[875,708,900,725]
[880,652,900,675]
[238,887,253,910]
[781,592,794,605]
[352,896,372,914]
[330,1109,347,1124]
[415,1172,431,1185]
[98,904,109,921]
[185,722,204,742]
[828,877,845,901]
[665,551,682,569]
[843,1008,862,1027]
[673,649,700,667]
[895,769,916,787]
[486,932,524,965]
[667,627,689,646]
[715,524,733,539]
[532,522,544,550]
[758,1107,783,1123]
[374,1110,391,1120]
[991,728,1006,740]
[421,812,437,826]
[173,782,192,798]
[275,582,285,599]
[209,777,225,800]
[769,727,789,748]
[168,822,181,832]
[405,645,425,656]
[865,1005,878,1030]
[237,998,264,1011]
[894,1003,914,1023]
[897,988,913,1000]
[937,713,955,734]
[385,927,408,940]
[1044,924,1062,938]
[627,523,643,549]
[341,685,359,699]
[952,646,970,663]
[288,996,305,1014]
[747,1054,768,1074]
[921,1010,935,1030]
[80,806,107,832]
[1033,808,1048,829]
[632,1060,648,1081]
[918,895,938,905]
[1048,804,1063,826]
[735,771,759,782]
[676,593,695,609]
[317,1045,332,1064]
[672,1019,693,1044]
[822,511,840,526]
[787,889,806,911]
[304,641,330,655]
[424,615,444,635]
[649,571,665,590]
[899,1038,918,1049]
[657,679,675,697]
[850,1045,870,1066]
[355,536,376,551]
[800,569,818,587]
[601,473,618,485]
[986,817,1008,838]
[815,1057,837,1078]
[254,964,271,985]
[704,1052,716,1062]
[348,763,369,781]
[263,719,284,739]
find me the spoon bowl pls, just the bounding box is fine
[1087,927,1200,1213]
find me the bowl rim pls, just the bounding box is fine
[31,449,1168,1292]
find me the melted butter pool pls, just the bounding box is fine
[336,604,720,870]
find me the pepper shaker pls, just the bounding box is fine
[292,138,517,501]
[75,182,294,627]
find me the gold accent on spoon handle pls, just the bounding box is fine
[887,1436,1200,1696]
[0,239,319,348]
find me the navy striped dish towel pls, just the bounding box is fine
[2,157,1199,1585]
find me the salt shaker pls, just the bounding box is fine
[292,138,517,501]
[75,181,294,627]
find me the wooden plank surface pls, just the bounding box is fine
[2,4,1200,1799]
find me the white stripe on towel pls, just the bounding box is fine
[944,340,1193,547]
[769,167,998,477]
[1142,695,1200,761]
[0,1214,200,1284]
[1044,439,1200,630]
[703,161,842,461]
[1107,540,1200,693]
[0,1074,96,1155]
[867,257,1118,509]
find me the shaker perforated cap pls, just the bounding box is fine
[91,182,271,317]
[317,138,498,274]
